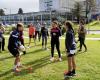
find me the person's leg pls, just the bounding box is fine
[42,36,44,48]
[56,40,61,58]
[39,32,41,42]
[2,37,5,51]
[29,37,31,46]
[21,39,26,55]
[82,38,87,51]
[72,55,76,75]
[33,36,36,46]
[0,42,2,52]
[35,31,37,40]
[51,40,55,58]
[45,36,47,49]
[68,57,72,72]
[79,37,82,51]
[14,54,21,71]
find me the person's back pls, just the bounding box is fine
[8,30,19,48]
[29,26,35,36]
[78,25,86,38]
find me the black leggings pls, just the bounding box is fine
[79,37,87,50]
[42,36,47,47]
[51,40,61,58]
[0,37,5,51]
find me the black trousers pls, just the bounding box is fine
[51,39,61,58]
[42,36,47,47]
[0,37,5,51]
[79,37,87,50]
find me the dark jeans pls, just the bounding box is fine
[79,37,87,50]
[51,39,61,58]
[42,36,47,47]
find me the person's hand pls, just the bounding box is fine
[53,33,56,36]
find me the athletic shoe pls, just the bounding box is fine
[71,70,76,76]
[64,71,73,77]
[13,68,21,73]
[85,49,87,52]
[59,58,62,61]
[78,50,82,52]
[50,57,54,62]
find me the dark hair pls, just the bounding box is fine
[16,23,23,30]
[65,22,74,33]
[80,20,85,25]
[53,21,58,25]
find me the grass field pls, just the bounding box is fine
[0,36,100,80]
[86,21,100,30]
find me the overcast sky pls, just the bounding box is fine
[0,0,39,14]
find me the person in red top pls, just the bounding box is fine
[28,24,36,46]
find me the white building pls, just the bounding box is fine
[39,0,76,12]
[95,0,100,14]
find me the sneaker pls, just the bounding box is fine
[13,68,21,73]
[78,50,82,52]
[71,70,76,76]
[64,71,73,77]
[59,58,62,61]
[50,57,54,62]
[85,49,87,52]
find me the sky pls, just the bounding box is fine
[0,0,39,14]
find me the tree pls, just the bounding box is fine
[72,2,83,23]
[86,0,96,23]
[18,8,23,14]
[0,9,5,16]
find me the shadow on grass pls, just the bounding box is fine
[0,56,13,61]
[0,69,12,77]
[27,48,45,54]
[2,55,50,80]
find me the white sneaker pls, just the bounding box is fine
[50,57,54,62]
[59,58,62,61]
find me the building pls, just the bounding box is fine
[0,11,53,25]
[39,0,76,12]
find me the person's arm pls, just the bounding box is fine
[58,28,61,37]
[65,32,73,52]
[1,26,5,33]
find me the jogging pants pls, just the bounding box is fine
[51,39,61,58]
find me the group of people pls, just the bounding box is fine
[0,20,87,77]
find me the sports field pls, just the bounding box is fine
[0,35,100,80]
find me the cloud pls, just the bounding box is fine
[0,0,39,14]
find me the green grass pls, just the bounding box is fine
[86,34,100,38]
[0,36,100,80]
[86,21,100,30]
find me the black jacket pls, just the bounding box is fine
[65,30,76,52]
